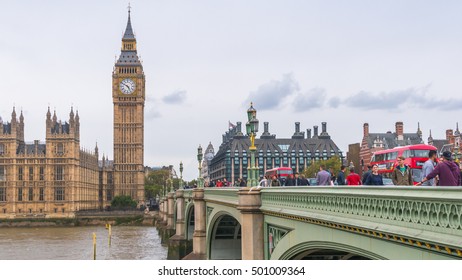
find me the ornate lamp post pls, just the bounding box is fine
[349,161,355,171]
[167,176,173,193]
[179,161,184,190]
[246,103,259,187]
[197,145,204,188]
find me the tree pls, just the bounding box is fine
[302,156,343,179]
[188,179,198,187]
[111,195,137,210]
[145,169,170,199]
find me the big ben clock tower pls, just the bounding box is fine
[112,7,145,203]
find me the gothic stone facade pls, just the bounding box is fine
[0,11,145,218]
[112,11,145,201]
[0,108,101,218]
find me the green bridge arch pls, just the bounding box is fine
[161,187,462,260]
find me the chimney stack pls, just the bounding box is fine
[307,129,311,139]
[363,123,369,137]
[446,129,454,141]
[261,121,275,139]
[295,122,300,133]
[313,126,318,137]
[395,121,404,140]
[322,122,327,134]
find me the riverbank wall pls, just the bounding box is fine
[0,211,158,227]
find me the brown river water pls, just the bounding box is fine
[0,226,167,260]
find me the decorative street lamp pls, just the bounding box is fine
[246,102,259,187]
[162,179,167,196]
[349,161,355,171]
[167,176,173,193]
[197,145,204,188]
[179,161,184,190]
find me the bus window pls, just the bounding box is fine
[411,150,431,158]
[278,170,292,176]
[387,152,398,160]
[403,150,411,158]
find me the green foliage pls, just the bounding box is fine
[302,156,343,178]
[111,195,137,210]
[114,215,144,226]
[145,169,170,199]
[188,179,198,187]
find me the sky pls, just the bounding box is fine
[1,0,462,180]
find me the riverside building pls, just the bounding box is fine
[0,9,145,218]
[209,121,343,185]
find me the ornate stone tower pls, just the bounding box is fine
[112,8,145,202]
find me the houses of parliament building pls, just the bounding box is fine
[0,10,145,218]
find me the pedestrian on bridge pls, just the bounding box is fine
[346,167,361,185]
[421,150,438,186]
[336,165,346,185]
[417,151,461,186]
[363,164,383,185]
[391,156,413,186]
[316,165,331,186]
[270,175,281,187]
[259,176,269,187]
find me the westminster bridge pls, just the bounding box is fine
[156,186,462,260]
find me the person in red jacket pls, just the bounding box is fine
[346,167,362,185]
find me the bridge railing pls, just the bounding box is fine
[260,186,462,254]
[204,187,240,206]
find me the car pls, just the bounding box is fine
[308,178,317,186]
[383,178,394,186]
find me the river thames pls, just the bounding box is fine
[0,226,167,260]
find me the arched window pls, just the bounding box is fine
[56,143,64,155]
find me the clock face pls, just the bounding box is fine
[119,78,136,94]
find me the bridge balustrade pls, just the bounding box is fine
[260,186,462,258]
[161,186,462,260]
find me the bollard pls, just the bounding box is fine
[108,224,112,246]
[93,232,96,260]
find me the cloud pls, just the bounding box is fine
[329,84,462,111]
[245,73,299,110]
[328,96,341,108]
[162,90,187,104]
[145,95,162,120]
[145,107,161,120]
[292,88,327,112]
[342,89,414,110]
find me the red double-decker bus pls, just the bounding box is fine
[370,144,437,184]
[264,167,293,179]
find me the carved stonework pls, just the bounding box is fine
[206,206,213,222]
[267,224,290,257]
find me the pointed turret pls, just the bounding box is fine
[75,110,80,140]
[123,6,135,40]
[417,122,422,138]
[428,129,433,145]
[455,122,460,136]
[11,107,17,123]
[18,110,24,143]
[95,142,99,157]
[116,6,141,66]
[52,110,57,123]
